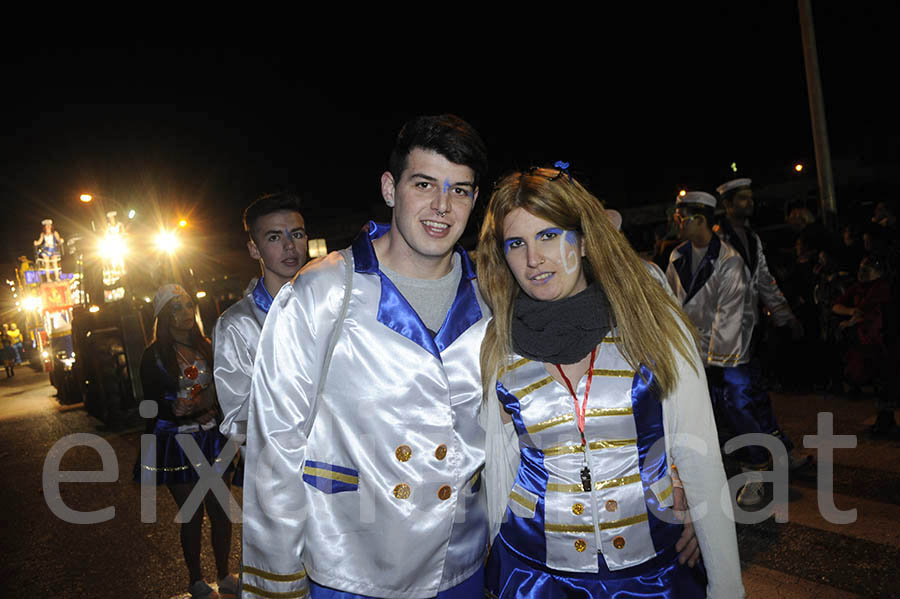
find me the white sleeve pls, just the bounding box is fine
[213,317,253,442]
[480,374,521,542]
[662,327,746,598]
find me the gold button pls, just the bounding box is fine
[605,500,618,512]
[435,444,448,460]
[613,536,626,549]
[572,502,584,515]
[393,483,411,499]
[395,445,412,462]
[438,485,452,500]
[574,539,587,552]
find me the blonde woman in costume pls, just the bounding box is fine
[478,166,744,598]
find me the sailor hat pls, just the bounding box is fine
[675,191,717,208]
[42,219,53,226]
[716,178,752,197]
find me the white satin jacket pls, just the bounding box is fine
[213,278,269,442]
[242,223,490,599]
[666,236,749,367]
[716,221,796,331]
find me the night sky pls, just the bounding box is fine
[2,3,896,280]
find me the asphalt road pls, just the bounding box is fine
[0,364,897,598]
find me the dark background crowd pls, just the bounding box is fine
[648,195,898,432]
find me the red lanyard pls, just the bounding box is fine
[555,348,597,446]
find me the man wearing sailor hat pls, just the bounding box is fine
[714,178,811,503]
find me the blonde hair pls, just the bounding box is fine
[477,168,697,398]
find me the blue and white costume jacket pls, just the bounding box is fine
[242,223,490,599]
[213,277,273,442]
[487,329,744,597]
[666,236,749,367]
[716,221,795,332]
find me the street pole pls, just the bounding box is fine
[798,0,838,232]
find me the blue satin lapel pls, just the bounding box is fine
[435,251,482,352]
[720,221,757,274]
[678,236,721,304]
[672,244,693,299]
[252,277,274,314]
[351,221,482,361]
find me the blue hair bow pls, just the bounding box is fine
[551,161,572,182]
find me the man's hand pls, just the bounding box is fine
[673,485,701,567]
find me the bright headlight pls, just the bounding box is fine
[155,230,180,254]
[99,234,128,258]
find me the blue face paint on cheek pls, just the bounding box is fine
[565,230,578,246]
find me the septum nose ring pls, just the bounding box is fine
[434,209,447,217]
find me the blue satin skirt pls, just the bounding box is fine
[486,538,705,599]
[309,564,484,599]
[133,419,235,486]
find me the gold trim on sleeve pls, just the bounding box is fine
[242,583,309,599]
[509,490,536,511]
[601,336,622,343]
[242,566,307,582]
[656,485,674,502]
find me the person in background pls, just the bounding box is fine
[34,218,64,281]
[833,254,897,435]
[716,178,811,474]
[7,324,24,364]
[136,284,239,599]
[215,192,308,449]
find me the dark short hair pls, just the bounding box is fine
[678,203,716,229]
[243,192,304,241]
[388,114,488,188]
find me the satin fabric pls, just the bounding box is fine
[484,318,745,597]
[716,221,796,329]
[708,363,794,468]
[667,238,749,367]
[213,278,268,441]
[487,537,704,599]
[242,223,490,599]
[308,565,484,599]
[495,339,678,573]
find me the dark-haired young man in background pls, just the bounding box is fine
[665,192,763,505]
[214,192,308,458]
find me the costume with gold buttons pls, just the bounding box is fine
[483,327,745,598]
[242,223,489,599]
